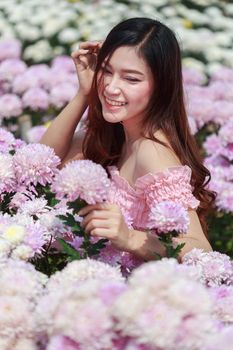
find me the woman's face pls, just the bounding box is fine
[97,46,154,125]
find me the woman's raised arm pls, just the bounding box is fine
[40,41,102,162]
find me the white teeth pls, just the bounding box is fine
[105,97,127,106]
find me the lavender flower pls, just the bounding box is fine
[148,201,189,234]
[51,159,111,204]
[13,143,60,187]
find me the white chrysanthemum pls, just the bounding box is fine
[11,338,38,350]
[11,244,34,261]
[0,258,47,301]
[0,237,11,258]
[47,258,124,292]
[0,295,35,339]
[2,224,26,245]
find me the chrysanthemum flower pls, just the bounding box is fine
[13,143,60,187]
[183,249,233,287]
[112,259,215,350]
[0,153,16,195]
[51,159,111,204]
[46,258,124,292]
[148,200,189,234]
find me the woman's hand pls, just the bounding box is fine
[79,203,132,251]
[71,41,103,97]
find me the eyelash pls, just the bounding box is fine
[101,67,140,83]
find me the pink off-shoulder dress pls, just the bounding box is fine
[98,165,200,272]
[108,165,200,231]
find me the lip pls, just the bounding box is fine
[103,95,127,109]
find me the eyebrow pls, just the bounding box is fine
[105,62,145,76]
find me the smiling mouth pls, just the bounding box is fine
[105,96,127,107]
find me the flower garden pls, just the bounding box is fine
[0,0,233,349]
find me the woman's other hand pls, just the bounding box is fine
[79,203,132,251]
[71,41,103,97]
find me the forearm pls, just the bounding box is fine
[126,229,166,261]
[40,91,88,160]
[126,229,212,262]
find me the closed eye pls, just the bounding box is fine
[125,77,141,82]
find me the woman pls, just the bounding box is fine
[41,18,215,261]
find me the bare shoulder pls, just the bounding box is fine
[135,135,182,177]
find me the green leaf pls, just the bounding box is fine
[57,238,82,261]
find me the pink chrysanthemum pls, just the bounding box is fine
[13,143,60,187]
[203,325,233,350]
[0,128,16,153]
[47,335,81,350]
[12,64,50,94]
[51,159,111,204]
[50,82,77,109]
[0,153,16,195]
[0,58,27,83]
[182,249,233,287]
[112,259,215,350]
[0,39,21,61]
[148,201,189,234]
[37,279,123,350]
[47,258,124,292]
[22,87,50,111]
[18,197,49,217]
[0,258,47,301]
[0,93,23,119]
[51,55,76,73]
[209,285,233,324]
[27,125,47,143]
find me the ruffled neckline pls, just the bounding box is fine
[108,164,192,192]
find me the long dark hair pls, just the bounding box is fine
[83,17,216,234]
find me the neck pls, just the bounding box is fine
[121,119,142,147]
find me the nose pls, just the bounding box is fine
[104,75,121,95]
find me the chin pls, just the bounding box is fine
[102,111,123,124]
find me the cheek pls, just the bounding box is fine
[130,85,152,104]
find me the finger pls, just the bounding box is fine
[71,49,90,59]
[85,219,111,233]
[90,228,112,238]
[78,203,110,216]
[81,210,113,227]
[79,41,103,50]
